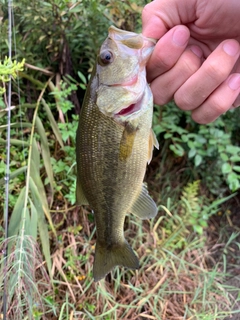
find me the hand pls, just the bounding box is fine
[142,0,240,124]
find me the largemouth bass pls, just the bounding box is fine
[76,26,158,282]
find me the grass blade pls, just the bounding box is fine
[0,166,27,186]
[41,98,64,148]
[30,159,56,237]
[8,187,26,238]
[29,176,52,277]
[28,199,38,239]
[35,115,54,205]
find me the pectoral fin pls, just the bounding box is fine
[148,129,159,164]
[76,177,89,205]
[119,123,137,161]
[130,184,158,219]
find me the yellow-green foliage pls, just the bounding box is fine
[181,180,201,214]
[180,180,207,234]
[0,57,25,94]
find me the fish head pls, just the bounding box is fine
[90,26,156,124]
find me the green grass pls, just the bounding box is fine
[1,146,240,319]
[13,198,237,320]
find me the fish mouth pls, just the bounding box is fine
[115,96,143,117]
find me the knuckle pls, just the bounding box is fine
[211,98,229,115]
[181,53,201,75]
[192,112,209,124]
[174,91,192,110]
[205,60,228,81]
[151,83,172,105]
[152,48,175,70]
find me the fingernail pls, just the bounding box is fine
[228,74,240,90]
[190,45,203,58]
[172,28,189,46]
[223,40,239,56]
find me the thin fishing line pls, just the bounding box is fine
[3,0,13,318]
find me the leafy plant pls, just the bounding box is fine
[153,103,240,194]
[180,180,236,234]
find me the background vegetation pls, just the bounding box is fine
[0,0,240,319]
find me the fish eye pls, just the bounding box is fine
[99,50,113,65]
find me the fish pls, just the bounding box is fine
[76,25,159,282]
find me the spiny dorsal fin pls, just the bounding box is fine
[130,184,158,219]
[148,129,159,164]
[76,177,89,205]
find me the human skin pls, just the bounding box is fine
[142,0,240,124]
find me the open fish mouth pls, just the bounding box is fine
[115,95,143,117]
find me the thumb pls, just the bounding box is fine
[142,0,198,39]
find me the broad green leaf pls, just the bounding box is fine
[196,135,206,144]
[188,148,196,158]
[164,133,172,139]
[233,165,240,173]
[230,155,240,162]
[77,70,87,84]
[229,179,240,192]
[227,171,239,181]
[227,172,239,192]
[226,145,240,154]
[169,143,184,157]
[193,225,203,235]
[222,163,232,174]
[209,139,217,145]
[181,134,188,142]
[220,153,229,161]
[187,140,195,149]
[194,154,202,167]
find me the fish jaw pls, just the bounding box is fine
[96,72,153,123]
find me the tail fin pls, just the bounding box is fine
[93,240,139,282]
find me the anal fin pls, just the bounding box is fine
[130,184,158,219]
